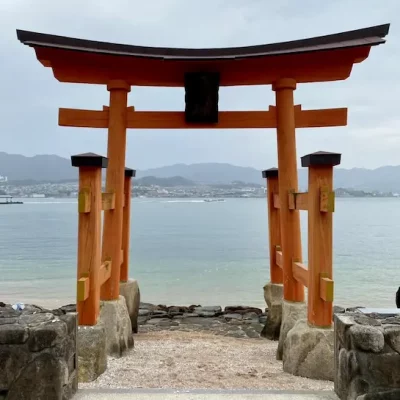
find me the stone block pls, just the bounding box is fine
[276,300,307,360]
[261,282,283,341]
[119,279,141,334]
[283,319,334,381]
[335,313,400,400]
[0,304,77,400]
[77,324,107,383]
[99,296,134,357]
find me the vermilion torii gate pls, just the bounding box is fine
[17,25,389,333]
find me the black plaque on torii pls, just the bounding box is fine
[184,72,220,124]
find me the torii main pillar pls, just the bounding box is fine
[101,80,130,300]
[273,78,304,303]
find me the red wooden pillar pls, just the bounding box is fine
[121,167,135,282]
[101,80,130,300]
[71,153,108,325]
[302,151,340,327]
[273,78,304,302]
[262,168,282,284]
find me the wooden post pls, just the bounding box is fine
[262,168,283,284]
[272,78,304,302]
[121,167,135,282]
[302,151,341,327]
[71,153,108,325]
[101,80,131,300]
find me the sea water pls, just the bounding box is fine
[0,198,398,309]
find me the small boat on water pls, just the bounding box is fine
[0,196,23,205]
[204,198,225,203]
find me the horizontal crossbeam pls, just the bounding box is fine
[289,192,308,210]
[274,191,335,212]
[99,261,112,286]
[292,261,309,287]
[59,105,347,130]
[77,276,89,302]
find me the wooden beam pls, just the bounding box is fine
[78,189,91,213]
[274,79,304,303]
[101,192,115,211]
[288,192,308,211]
[59,106,347,130]
[320,189,335,212]
[59,108,108,128]
[266,176,283,284]
[99,261,112,286]
[273,193,280,209]
[77,277,90,302]
[295,107,347,128]
[275,247,283,269]
[320,274,334,302]
[101,80,130,300]
[292,261,309,287]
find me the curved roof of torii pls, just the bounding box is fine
[17,24,389,87]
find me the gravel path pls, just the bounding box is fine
[80,331,333,391]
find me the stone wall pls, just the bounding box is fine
[139,303,267,339]
[335,312,400,400]
[0,303,77,400]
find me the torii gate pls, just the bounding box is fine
[17,24,389,329]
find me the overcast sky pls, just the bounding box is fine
[1,0,399,170]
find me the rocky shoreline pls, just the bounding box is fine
[138,303,268,339]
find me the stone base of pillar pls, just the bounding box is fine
[119,279,141,334]
[77,323,107,383]
[261,282,283,340]
[276,300,307,360]
[283,319,334,381]
[99,296,134,357]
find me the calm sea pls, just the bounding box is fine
[0,198,398,309]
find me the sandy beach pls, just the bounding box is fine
[80,331,333,391]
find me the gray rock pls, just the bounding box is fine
[261,283,284,341]
[194,306,222,316]
[277,300,307,360]
[333,305,346,314]
[139,302,156,310]
[224,313,242,321]
[242,312,259,320]
[28,320,67,352]
[335,313,400,400]
[384,325,400,353]
[120,279,141,334]
[6,352,65,400]
[147,318,170,325]
[283,319,334,381]
[179,317,215,326]
[357,389,400,399]
[139,309,150,316]
[259,316,267,324]
[346,306,365,312]
[182,313,199,318]
[99,296,134,357]
[158,320,179,327]
[349,324,385,353]
[224,306,262,315]
[18,313,54,326]
[0,324,29,344]
[0,307,78,399]
[381,316,400,325]
[138,316,149,325]
[354,315,382,326]
[77,324,107,383]
[151,310,168,317]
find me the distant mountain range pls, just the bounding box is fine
[1,152,400,193]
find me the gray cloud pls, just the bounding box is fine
[0,0,398,170]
